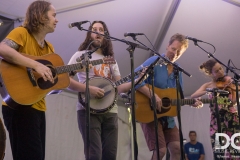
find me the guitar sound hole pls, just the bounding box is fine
[37,67,57,90]
[49,67,56,78]
[37,78,58,89]
[162,97,171,107]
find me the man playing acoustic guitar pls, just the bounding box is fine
[135,33,194,160]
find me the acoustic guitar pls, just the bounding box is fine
[135,85,231,123]
[0,53,115,109]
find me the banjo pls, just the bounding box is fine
[78,67,146,114]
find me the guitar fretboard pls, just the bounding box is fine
[170,99,215,106]
[170,97,230,106]
[55,59,105,74]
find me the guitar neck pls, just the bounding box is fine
[171,99,214,106]
[55,59,105,74]
[114,68,144,86]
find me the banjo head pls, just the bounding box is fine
[78,77,118,114]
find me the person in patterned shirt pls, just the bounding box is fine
[191,58,240,160]
[67,20,140,160]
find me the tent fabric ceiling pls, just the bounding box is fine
[0,0,240,98]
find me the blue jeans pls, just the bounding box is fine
[77,110,118,160]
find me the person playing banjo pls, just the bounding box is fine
[67,20,141,160]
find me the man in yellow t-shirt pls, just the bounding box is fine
[0,1,57,160]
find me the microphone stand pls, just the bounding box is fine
[191,40,240,130]
[82,50,91,160]
[134,56,162,160]
[74,24,149,160]
[134,37,192,160]
[75,24,192,159]
[79,39,99,160]
[148,60,160,160]
[226,66,240,126]
[173,67,185,160]
[131,37,162,160]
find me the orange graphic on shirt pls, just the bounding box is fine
[94,64,112,79]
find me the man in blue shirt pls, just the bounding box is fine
[184,131,205,160]
[135,33,189,160]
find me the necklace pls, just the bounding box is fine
[39,41,45,48]
[33,35,45,48]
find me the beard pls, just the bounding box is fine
[92,40,102,48]
[90,36,107,49]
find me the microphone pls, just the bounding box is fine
[185,36,203,42]
[124,32,144,37]
[76,47,100,62]
[68,21,89,28]
[87,47,100,54]
[225,59,231,75]
[206,88,229,94]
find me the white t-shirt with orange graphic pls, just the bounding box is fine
[68,50,120,113]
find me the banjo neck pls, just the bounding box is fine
[114,67,145,86]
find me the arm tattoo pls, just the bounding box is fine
[2,38,20,51]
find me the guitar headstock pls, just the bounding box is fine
[102,56,116,64]
[217,96,232,105]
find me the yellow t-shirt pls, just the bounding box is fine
[2,26,55,111]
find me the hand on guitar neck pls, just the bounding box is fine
[135,87,231,123]
[190,98,204,109]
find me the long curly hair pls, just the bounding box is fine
[78,21,114,57]
[23,0,51,33]
[199,59,217,76]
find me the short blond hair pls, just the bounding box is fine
[169,33,188,49]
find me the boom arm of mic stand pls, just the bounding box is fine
[146,47,192,78]
[132,37,192,78]
[191,41,240,144]
[194,41,239,79]
[134,56,161,160]
[134,57,161,87]
[77,27,149,51]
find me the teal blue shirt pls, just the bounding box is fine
[135,54,183,128]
